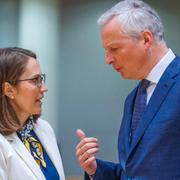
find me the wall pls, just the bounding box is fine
[0,0,19,46]
[18,0,61,130]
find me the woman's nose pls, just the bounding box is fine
[40,83,48,92]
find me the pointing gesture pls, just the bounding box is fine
[76,129,99,175]
[76,129,86,140]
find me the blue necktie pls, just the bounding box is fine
[131,79,150,134]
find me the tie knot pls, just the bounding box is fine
[140,79,150,90]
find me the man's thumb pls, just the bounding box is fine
[76,129,86,140]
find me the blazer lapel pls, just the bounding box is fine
[34,123,63,177]
[127,56,180,158]
[5,133,45,180]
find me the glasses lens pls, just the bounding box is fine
[37,74,45,87]
[41,74,46,83]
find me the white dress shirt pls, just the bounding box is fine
[146,49,175,104]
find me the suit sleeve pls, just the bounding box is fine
[84,159,122,180]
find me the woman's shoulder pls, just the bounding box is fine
[0,133,14,154]
[34,118,55,134]
[35,118,52,128]
[0,133,11,144]
[0,134,6,144]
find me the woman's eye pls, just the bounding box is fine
[31,77,39,84]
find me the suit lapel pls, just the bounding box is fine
[127,56,180,158]
[124,88,137,151]
[5,133,45,180]
[118,87,137,168]
[129,79,175,154]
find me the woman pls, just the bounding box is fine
[0,47,65,180]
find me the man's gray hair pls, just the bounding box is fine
[98,0,164,42]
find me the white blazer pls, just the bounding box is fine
[0,118,65,180]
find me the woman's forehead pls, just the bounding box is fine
[22,58,41,76]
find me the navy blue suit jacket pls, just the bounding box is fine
[85,56,180,179]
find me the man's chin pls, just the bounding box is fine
[120,72,130,79]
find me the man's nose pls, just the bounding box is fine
[106,52,114,64]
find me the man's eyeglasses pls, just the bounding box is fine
[9,74,46,88]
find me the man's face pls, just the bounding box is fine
[101,17,149,80]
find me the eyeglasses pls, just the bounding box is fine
[9,73,46,88]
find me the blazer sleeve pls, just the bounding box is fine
[0,139,8,180]
[84,159,122,180]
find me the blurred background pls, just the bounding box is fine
[0,0,180,179]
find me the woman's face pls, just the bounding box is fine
[10,57,48,124]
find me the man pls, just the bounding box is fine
[76,0,180,179]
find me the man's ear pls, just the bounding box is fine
[3,82,15,99]
[142,29,154,49]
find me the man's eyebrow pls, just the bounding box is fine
[106,41,121,47]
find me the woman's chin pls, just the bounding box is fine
[33,109,42,115]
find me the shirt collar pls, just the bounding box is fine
[146,49,175,84]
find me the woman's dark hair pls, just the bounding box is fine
[0,47,39,135]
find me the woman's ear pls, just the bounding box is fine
[3,82,15,99]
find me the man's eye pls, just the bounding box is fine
[110,47,118,51]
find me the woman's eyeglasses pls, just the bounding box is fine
[9,74,46,88]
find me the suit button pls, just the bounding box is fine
[129,131,132,144]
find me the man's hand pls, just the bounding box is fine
[76,129,99,175]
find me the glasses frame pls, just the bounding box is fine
[9,73,46,88]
